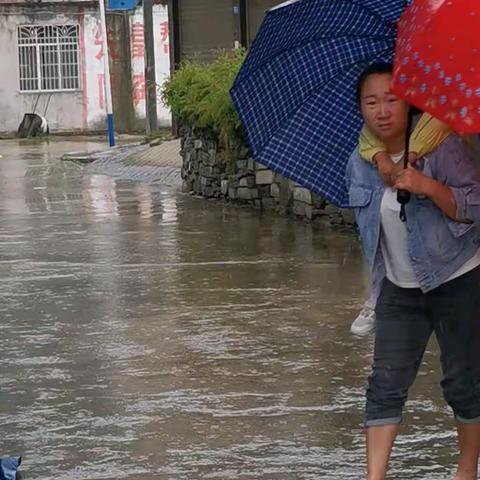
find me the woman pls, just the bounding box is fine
[350,113,452,336]
[346,63,480,480]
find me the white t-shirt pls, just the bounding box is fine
[380,152,480,288]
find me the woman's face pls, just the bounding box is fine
[360,73,409,142]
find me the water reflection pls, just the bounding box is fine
[0,139,456,479]
[84,176,119,217]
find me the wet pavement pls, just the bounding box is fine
[0,138,459,479]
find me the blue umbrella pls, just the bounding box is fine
[231,0,409,207]
[0,457,21,480]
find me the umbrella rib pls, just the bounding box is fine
[350,0,410,25]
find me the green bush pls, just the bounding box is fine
[161,49,246,149]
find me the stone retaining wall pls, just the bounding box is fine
[180,126,354,227]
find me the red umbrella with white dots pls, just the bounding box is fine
[392,0,480,134]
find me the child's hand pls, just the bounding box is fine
[408,152,418,164]
[375,153,404,187]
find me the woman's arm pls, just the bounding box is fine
[432,135,480,224]
[423,180,458,220]
[394,165,458,219]
[395,135,480,224]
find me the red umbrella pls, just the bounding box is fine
[392,0,480,134]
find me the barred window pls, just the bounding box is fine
[18,25,80,92]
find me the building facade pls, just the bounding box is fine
[0,0,171,134]
[169,0,281,66]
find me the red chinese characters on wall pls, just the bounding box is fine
[132,73,146,107]
[94,26,119,61]
[132,22,145,59]
[160,21,169,54]
[97,74,105,109]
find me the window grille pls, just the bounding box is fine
[18,25,80,92]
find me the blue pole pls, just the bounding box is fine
[107,113,115,147]
[99,0,116,146]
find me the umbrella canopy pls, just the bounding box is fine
[231,0,409,207]
[392,0,480,134]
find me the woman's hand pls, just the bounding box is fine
[394,165,458,219]
[394,164,433,195]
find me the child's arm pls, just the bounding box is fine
[359,125,400,186]
[409,113,451,159]
[358,114,451,186]
[360,114,451,163]
[359,124,386,164]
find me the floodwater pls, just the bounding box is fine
[0,138,458,479]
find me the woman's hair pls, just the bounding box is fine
[356,62,393,104]
[356,63,423,116]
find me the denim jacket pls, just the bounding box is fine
[345,134,480,293]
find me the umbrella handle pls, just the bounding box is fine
[396,146,411,222]
[397,110,413,222]
[397,189,410,222]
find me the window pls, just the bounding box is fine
[18,25,80,92]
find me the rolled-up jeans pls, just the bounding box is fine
[366,265,480,427]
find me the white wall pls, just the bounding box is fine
[0,3,171,134]
[153,3,171,127]
[83,11,108,129]
[0,7,93,132]
[129,4,171,128]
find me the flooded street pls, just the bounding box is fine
[0,138,458,479]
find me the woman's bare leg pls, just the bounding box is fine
[366,425,399,480]
[455,423,480,480]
